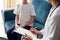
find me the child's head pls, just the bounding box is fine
[22,0,28,3]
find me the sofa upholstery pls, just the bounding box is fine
[2,0,52,33]
[2,9,15,33]
[32,0,52,30]
[1,0,52,40]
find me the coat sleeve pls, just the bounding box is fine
[52,10,60,40]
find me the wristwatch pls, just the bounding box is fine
[37,33,43,39]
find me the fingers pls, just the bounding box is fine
[30,27,33,30]
[30,28,36,33]
[23,33,27,37]
[30,28,39,34]
[23,34,32,40]
[31,27,36,30]
[23,33,28,39]
[30,28,35,31]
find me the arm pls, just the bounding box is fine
[14,4,20,26]
[52,14,60,40]
[23,34,40,40]
[43,14,60,40]
[20,16,34,28]
[15,15,19,26]
[44,8,60,40]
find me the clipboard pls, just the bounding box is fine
[14,26,37,38]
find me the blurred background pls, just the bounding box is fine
[0,0,52,40]
[3,0,32,9]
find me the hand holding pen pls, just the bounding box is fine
[30,27,41,35]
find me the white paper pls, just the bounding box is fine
[14,26,37,38]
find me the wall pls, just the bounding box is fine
[0,0,7,38]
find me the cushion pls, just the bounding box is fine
[5,20,15,33]
[4,10,15,22]
[32,0,52,30]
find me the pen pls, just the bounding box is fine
[34,27,37,29]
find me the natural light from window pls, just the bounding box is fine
[4,0,32,9]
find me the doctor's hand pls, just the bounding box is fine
[30,28,41,35]
[23,34,32,40]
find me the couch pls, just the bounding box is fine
[1,9,16,40]
[1,0,52,40]
[32,0,52,30]
[2,9,15,33]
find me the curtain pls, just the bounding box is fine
[7,0,18,8]
[6,0,31,8]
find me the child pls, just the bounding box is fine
[14,0,36,30]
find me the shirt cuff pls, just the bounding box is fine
[40,29,44,35]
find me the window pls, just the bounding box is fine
[6,0,18,8]
[4,0,32,9]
